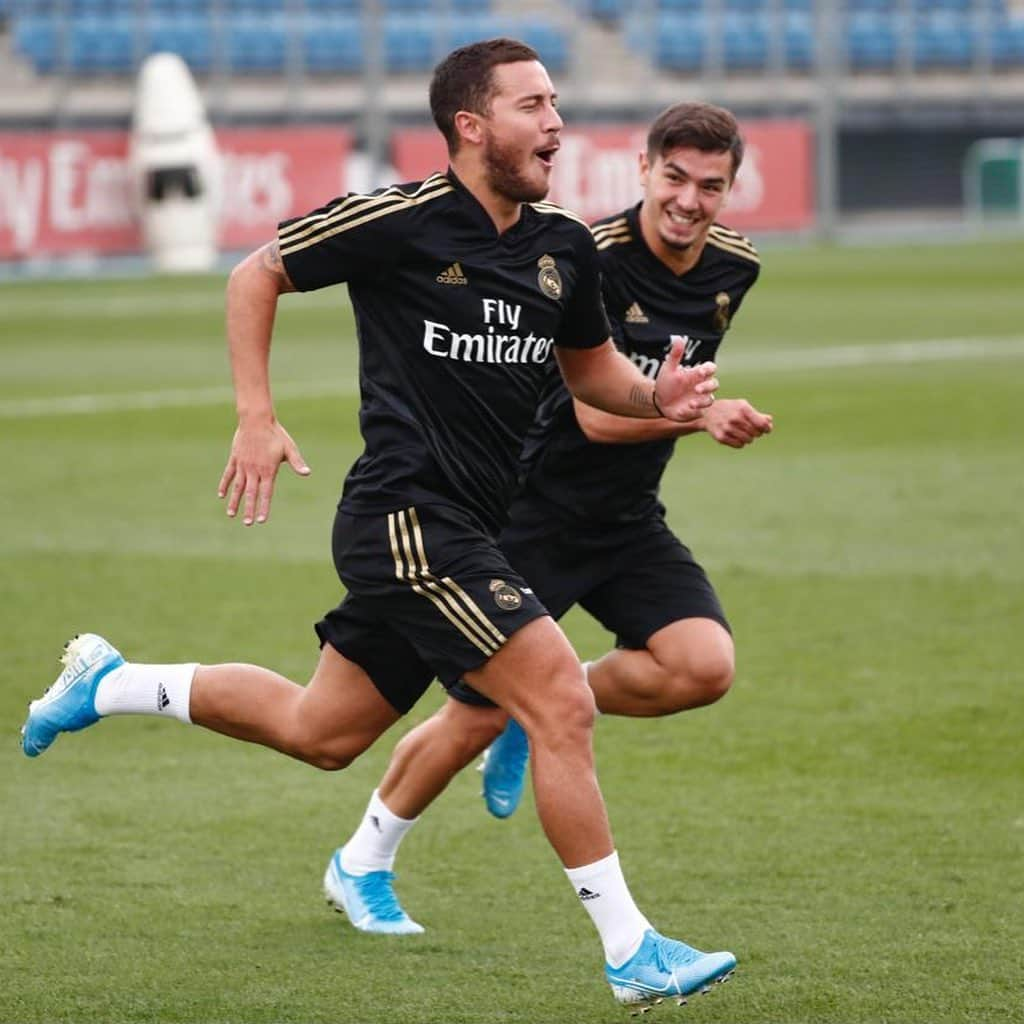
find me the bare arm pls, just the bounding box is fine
[574,396,774,447]
[217,241,309,526]
[555,337,717,422]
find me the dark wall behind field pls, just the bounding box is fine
[838,121,1024,213]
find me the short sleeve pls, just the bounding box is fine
[277,190,407,292]
[728,262,761,324]
[554,229,612,350]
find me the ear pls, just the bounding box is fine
[454,110,484,148]
[638,151,650,189]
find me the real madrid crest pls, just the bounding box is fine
[489,578,523,611]
[537,254,562,301]
[713,291,732,332]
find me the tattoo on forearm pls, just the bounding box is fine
[259,241,296,293]
[629,383,656,412]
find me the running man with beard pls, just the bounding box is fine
[325,102,770,985]
[22,42,735,1010]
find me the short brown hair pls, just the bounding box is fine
[429,37,542,155]
[647,102,744,180]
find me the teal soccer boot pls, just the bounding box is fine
[605,929,735,1012]
[481,717,529,819]
[22,634,124,757]
[323,846,424,935]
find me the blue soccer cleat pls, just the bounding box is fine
[605,928,736,1011]
[21,633,124,758]
[481,717,530,819]
[323,846,424,935]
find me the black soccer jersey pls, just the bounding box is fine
[519,203,760,524]
[278,171,610,534]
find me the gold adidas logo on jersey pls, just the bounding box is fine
[437,262,468,285]
[624,301,649,324]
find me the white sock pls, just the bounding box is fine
[340,789,419,875]
[566,850,652,967]
[94,662,196,724]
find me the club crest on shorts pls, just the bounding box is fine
[713,291,732,332]
[489,579,523,611]
[537,255,562,301]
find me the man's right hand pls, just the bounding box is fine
[218,419,311,526]
[702,399,773,449]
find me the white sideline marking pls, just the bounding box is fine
[1,336,1022,419]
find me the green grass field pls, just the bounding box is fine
[2,238,1023,1023]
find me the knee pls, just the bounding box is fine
[687,649,735,706]
[438,701,509,759]
[665,648,735,711]
[301,746,357,772]
[521,663,595,742]
[290,731,372,772]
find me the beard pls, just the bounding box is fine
[482,131,550,204]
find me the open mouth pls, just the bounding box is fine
[535,144,559,169]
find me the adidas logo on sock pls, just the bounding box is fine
[370,815,382,832]
[624,301,648,324]
[157,684,170,710]
[436,261,468,285]
[577,886,600,901]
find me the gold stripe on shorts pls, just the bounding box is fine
[387,508,507,657]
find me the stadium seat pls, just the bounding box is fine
[302,11,363,72]
[846,10,901,69]
[658,0,704,11]
[383,13,434,72]
[990,14,1024,67]
[784,9,815,69]
[144,12,212,73]
[647,12,707,71]
[722,10,769,69]
[13,13,58,73]
[913,10,974,68]
[69,13,134,73]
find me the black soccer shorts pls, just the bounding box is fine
[315,503,549,714]
[449,495,730,708]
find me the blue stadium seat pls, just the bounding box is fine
[144,12,212,73]
[519,20,568,72]
[990,14,1024,67]
[302,11,363,71]
[724,0,766,11]
[303,0,360,11]
[443,15,568,72]
[659,0,704,10]
[383,12,434,72]
[70,13,134,73]
[846,10,901,69]
[226,0,286,12]
[784,9,815,69]
[149,0,209,12]
[226,11,286,72]
[13,13,58,73]
[845,0,897,11]
[722,10,769,69]
[648,12,707,71]
[913,10,974,68]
